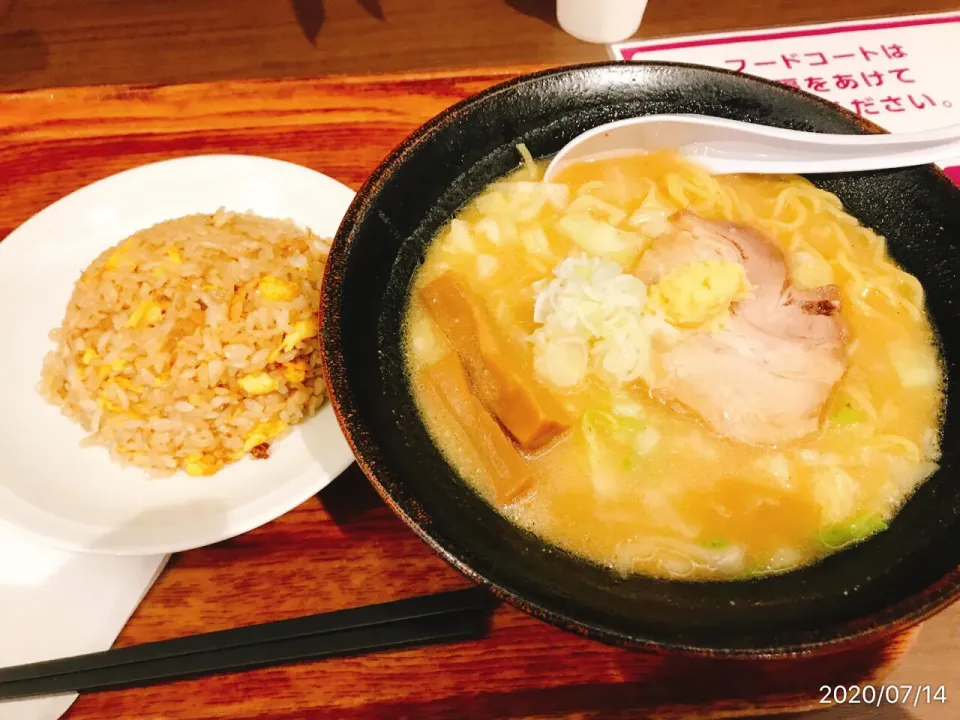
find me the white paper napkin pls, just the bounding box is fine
[0,523,168,720]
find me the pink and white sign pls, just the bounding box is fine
[609,12,960,183]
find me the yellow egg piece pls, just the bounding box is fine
[96,396,123,414]
[242,431,268,452]
[105,252,123,271]
[104,249,127,271]
[81,348,98,365]
[127,300,164,328]
[283,361,308,384]
[238,372,278,395]
[104,239,137,271]
[242,418,288,452]
[114,377,144,393]
[268,418,287,436]
[257,275,297,302]
[97,356,127,380]
[280,318,319,353]
[648,260,751,327]
[184,453,224,477]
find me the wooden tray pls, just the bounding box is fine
[0,69,953,720]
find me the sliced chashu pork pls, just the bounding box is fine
[635,211,847,446]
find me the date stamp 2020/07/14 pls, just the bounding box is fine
[820,685,947,707]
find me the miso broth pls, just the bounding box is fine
[404,150,943,580]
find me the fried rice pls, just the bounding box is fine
[39,208,330,476]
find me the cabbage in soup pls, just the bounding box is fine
[403,148,943,581]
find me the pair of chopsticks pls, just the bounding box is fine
[0,587,493,701]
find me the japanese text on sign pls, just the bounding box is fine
[720,43,952,116]
[609,12,960,130]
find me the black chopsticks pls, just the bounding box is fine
[0,586,493,701]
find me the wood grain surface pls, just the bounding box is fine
[1,69,957,720]
[2,0,960,93]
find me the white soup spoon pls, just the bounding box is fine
[542,114,960,181]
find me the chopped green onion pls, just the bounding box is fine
[830,404,863,426]
[816,513,888,549]
[703,538,729,550]
[582,410,649,478]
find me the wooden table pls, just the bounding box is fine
[1,0,959,92]
[1,1,958,718]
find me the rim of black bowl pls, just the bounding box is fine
[320,60,960,658]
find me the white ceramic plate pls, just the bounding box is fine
[0,155,356,555]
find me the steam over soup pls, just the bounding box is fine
[404,149,943,581]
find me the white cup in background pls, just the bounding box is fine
[557,0,648,44]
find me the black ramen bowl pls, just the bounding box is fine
[320,61,960,657]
